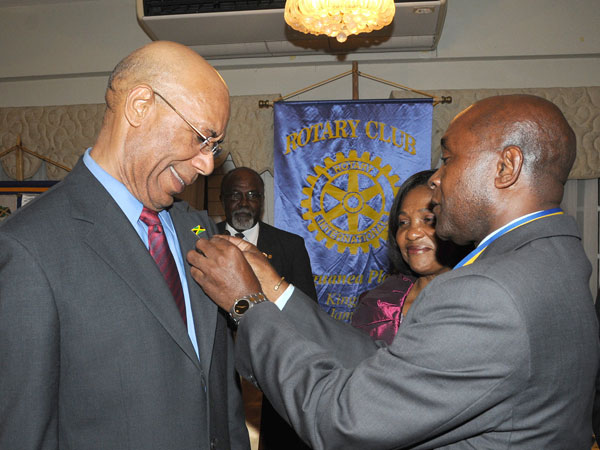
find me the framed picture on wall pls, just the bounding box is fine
[0,181,59,222]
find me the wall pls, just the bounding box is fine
[0,0,599,107]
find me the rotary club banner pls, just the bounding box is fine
[274,99,433,322]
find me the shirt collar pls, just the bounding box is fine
[225,221,260,246]
[83,148,173,229]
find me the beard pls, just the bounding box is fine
[231,207,257,231]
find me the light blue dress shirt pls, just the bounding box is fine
[83,149,199,358]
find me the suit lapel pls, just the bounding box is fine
[216,221,226,235]
[68,162,202,370]
[171,203,218,376]
[256,221,275,253]
[257,222,286,276]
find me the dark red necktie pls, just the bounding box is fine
[140,207,186,325]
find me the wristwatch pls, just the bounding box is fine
[229,292,268,325]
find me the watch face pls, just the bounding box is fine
[234,299,251,315]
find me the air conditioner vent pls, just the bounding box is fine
[136,0,447,58]
[144,0,287,16]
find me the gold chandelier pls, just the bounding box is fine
[284,0,396,43]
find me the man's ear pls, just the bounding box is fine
[495,146,523,189]
[124,85,154,128]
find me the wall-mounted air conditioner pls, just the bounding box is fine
[136,0,447,59]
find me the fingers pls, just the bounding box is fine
[213,234,265,257]
[186,235,291,306]
[213,233,246,248]
[186,236,263,312]
[194,233,233,257]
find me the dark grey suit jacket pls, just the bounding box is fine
[217,220,317,301]
[0,159,249,450]
[235,214,599,449]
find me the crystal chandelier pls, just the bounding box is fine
[284,0,396,43]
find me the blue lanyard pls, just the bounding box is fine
[453,208,564,269]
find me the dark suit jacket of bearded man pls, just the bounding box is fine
[234,213,599,449]
[217,219,317,450]
[0,158,249,450]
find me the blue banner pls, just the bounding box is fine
[274,99,433,322]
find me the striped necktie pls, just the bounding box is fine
[139,207,186,325]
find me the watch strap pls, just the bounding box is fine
[229,292,268,325]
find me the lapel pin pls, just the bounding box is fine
[191,225,206,236]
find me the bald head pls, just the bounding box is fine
[431,94,576,244]
[106,41,228,111]
[93,41,230,211]
[221,167,264,196]
[463,94,575,195]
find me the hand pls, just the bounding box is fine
[187,236,262,312]
[216,235,290,301]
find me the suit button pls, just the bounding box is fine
[201,376,207,393]
[210,437,218,449]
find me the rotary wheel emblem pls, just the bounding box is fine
[301,150,400,254]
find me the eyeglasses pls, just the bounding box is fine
[152,89,223,157]
[223,191,264,202]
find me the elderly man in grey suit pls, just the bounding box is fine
[189,94,599,448]
[0,42,249,449]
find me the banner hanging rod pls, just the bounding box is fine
[0,135,71,181]
[258,61,452,108]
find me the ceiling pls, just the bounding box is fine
[0,0,95,6]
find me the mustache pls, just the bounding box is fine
[232,207,253,216]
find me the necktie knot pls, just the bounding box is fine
[235,232,245,239]
[140,207,160,226]
[140,207,163,233]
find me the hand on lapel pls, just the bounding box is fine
[187,235,262,312]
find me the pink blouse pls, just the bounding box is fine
[351,274,415,345]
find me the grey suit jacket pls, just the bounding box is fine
[0,159,249,450]
[234,214,599,449]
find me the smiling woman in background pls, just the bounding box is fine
[351,169,469,344]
